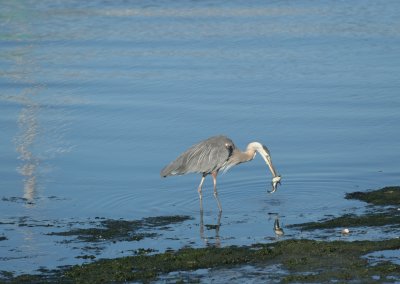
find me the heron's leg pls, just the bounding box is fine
[197,174,206,200]
[211,172,222,212]
[199,206,206,244]
[215,210,222,247]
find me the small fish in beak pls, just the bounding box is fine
[268,175,281,193]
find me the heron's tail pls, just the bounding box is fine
[160,165,172,177]
[160,156,189,177]
[160,163,181,177]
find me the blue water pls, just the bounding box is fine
[1,0,400,275]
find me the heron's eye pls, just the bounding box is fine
[225,143,233,154]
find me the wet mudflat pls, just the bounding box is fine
[47,215,192,243]
[2,187,400,283]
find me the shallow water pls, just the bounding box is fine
[159,264,287,284]
[1,0,400,275]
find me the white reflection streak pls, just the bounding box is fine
[15,99,40,203]
[11,41,43,205]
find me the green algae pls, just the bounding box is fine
[276,239,400,283]
[5,239,400,283]
[346,186,400,205]
[47,215,192,243]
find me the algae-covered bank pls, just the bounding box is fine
[346,186,400,206]
[2,187,400,283]
[4,239,400,283]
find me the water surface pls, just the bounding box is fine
[1,0,400,275]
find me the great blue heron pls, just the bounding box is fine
[161,135,281,211]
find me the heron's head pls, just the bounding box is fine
[247,142,278,178]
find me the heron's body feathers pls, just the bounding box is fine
[161,135,235,177]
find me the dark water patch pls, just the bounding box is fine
[4,239,400,283]
[204,224,220,230]
[16,216,56,228]
[0,271,13,279]
[1,196,67,206]
[0,235,7,241]
[1,196,34,206]
[47,215,192,243]
[129,248,157,256]
[346,186,400,206]
[76,255,96,260]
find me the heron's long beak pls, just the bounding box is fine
[260,151,278,178]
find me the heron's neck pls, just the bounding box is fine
[233,148,256,164]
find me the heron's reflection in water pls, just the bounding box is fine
[273,217,284,237]
[199,200,221,247]
[267,213,285,238]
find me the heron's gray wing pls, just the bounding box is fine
[161,136,235,177]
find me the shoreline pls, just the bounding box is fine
[2,187,400,283]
